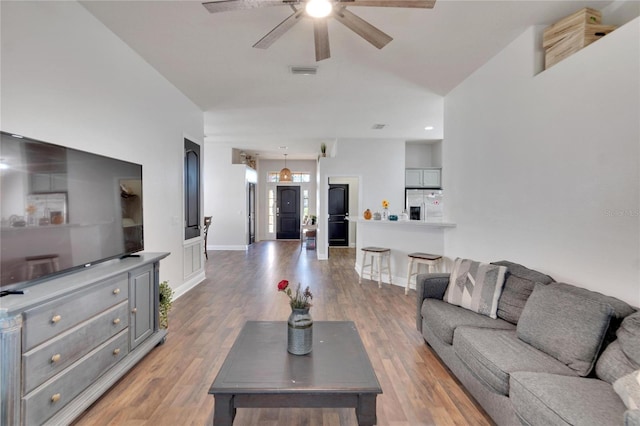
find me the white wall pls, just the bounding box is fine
[318,139,407,259]
[1,1,204,295]
[203,144,250,249]
[443,18,640,306]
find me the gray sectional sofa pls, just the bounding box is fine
[416,260,639,425]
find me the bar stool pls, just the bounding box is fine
[26,254,60,280]
[405,252,442,295]
[359,247,392,288]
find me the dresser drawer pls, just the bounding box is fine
[23,301,129,394]
[23,274,128,351]
[22,329,128,426]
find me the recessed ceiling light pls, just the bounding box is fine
[424,126,434,131]
[279,146,288,150]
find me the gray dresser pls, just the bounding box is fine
[0,252,169,425]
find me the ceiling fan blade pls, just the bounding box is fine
[333,7,393,50]
[203,0,288,13]
[314,19,331,61]
[253,9,305,49]
[338,0,435,8]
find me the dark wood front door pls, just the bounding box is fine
[328,184,349,246]
[276,186,300,240]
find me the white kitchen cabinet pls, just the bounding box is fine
[405,168,441,188]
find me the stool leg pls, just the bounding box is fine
[387,253,392,286]
[359,252,366,284]
[369,255,374,284]
[406,257,414,295]
[376,254,382,288]
[428,262,434,274]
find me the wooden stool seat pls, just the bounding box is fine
[406,252,442,295]
[359,247,392,288]
[26,254,60,280]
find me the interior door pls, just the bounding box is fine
[328,184,349,246]
[276,186,300,240]
[248,183,256,245]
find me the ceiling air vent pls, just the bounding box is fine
[372,124,386,130]
[290,66,318,75]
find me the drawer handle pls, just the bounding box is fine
[113,348,121,356]
[113,318,121,325]
[113,288,121,295]
[131,308,137,314]
[51,354,61,363]
[51,393,61,403]
[51,315,62,324]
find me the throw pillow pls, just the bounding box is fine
[443,258,507,319]
[614,370,640,410]
[517,284,613,376]
[491,260,554,324]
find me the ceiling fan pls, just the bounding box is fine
[202,0,436,61]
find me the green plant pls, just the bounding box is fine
[159,280,174,329]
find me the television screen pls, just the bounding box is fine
[0,131,143,289]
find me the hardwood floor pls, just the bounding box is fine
[73,242,493,426]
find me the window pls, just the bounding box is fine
[303,189,309,219]
[267,172,311,183]
[268,188,275,233]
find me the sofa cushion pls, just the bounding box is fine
[492,260,554,325]
[444,258,507,319]
[510,372,628,426]
[615,370,640,410]
[552,282,636,348]
[619,311,640,366]
[517,284,613,376]
[421,298,515,345]
[453,327,577,396]
[597,340,640,384]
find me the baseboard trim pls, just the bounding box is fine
[208,245,248,251]
[174,271,205,300]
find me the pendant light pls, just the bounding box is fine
[279,154,292,182]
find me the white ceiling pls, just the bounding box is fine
[81,0,616,159]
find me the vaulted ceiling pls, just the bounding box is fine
[82,0,616,158]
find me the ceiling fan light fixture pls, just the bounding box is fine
[305,0,332,18]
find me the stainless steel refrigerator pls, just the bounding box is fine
[405,189,444,221]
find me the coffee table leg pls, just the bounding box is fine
[356,394,377,426]
[213,394,236,426]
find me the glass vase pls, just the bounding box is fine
[382,208,389,220]
[287,307,313,355]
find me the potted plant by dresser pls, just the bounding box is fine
[159,281,174,329]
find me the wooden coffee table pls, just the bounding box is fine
[208,321,382,425]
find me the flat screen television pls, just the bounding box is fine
[0,131,143,290]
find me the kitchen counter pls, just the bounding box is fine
[350,217,456,228]
[351,217,455,292]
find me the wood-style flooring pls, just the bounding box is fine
[73,241,493,426]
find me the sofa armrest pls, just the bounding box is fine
[416,273,450,332]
